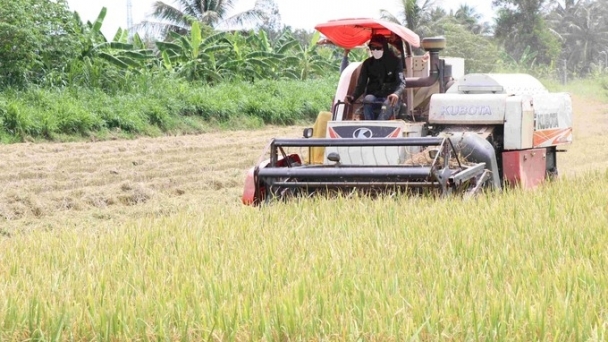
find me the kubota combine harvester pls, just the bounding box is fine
[242,18,573,205]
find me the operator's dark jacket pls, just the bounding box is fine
[351,44,406,101]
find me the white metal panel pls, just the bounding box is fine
[402,122,427,156]
[521,97,535,149]
[429,93,507,124]
[532,93,573,147]
[503,96,534,150]
[443,57,465,79]
[333,62,362,121]
[447,73,549,96]
[533,93,573,129]
[325,121,407,165]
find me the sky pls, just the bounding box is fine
[66,0,496,38]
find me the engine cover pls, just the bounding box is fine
[429,93,508,125]
[429,73,573,150]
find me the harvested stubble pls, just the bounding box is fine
[0,126,304,230]
[403,147,470,168]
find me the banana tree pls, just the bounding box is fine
[77,7,155,70]
[270,31,302,79]
[217,30,283,81]
[156,21,230,82]
[282,31,336,80]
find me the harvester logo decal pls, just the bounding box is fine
[328,126,402,139]
[533,127,573,147]
[535,112,559,130]
[353,128,373,138]
[440,105,492,116]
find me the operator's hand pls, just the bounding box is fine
[387,94,399,106]
[345,95,354,104]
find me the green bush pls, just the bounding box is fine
[0,0,80,88]
[0,76,337,142]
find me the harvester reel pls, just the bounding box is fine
[254,137,488,203]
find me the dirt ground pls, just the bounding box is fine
[1,95,606,231]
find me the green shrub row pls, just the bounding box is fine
[0,76,337,143]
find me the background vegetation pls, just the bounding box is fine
[1,0,606,143]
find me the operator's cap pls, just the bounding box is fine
[369,34,387,47]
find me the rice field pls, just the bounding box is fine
[1,93,608,340]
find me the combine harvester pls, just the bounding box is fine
[243,18,573,205]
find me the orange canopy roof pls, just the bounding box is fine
[314,18,421,49]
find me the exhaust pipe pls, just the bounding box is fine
[405,37,446,88]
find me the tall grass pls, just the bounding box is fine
[0,76,336,143]
[2,171,608,341]
[543,75,608,102]
[1,70,604,144]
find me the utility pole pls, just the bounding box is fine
[562,59,567,85]
[126,0,133,38]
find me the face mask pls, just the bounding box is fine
[371,50,384,59]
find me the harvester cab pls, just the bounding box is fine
[242,18,573,206]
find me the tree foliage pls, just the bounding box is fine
[547,0,608,74]
[2,0,607,94]
[0,0,80,87]
[426,21,500,73]
[453,4,492,35]
[66,8,157,91]
[493,0,561,65]
[142,0,276,36]
[380,0,440,37]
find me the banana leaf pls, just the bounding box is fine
[98,52,130,69]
